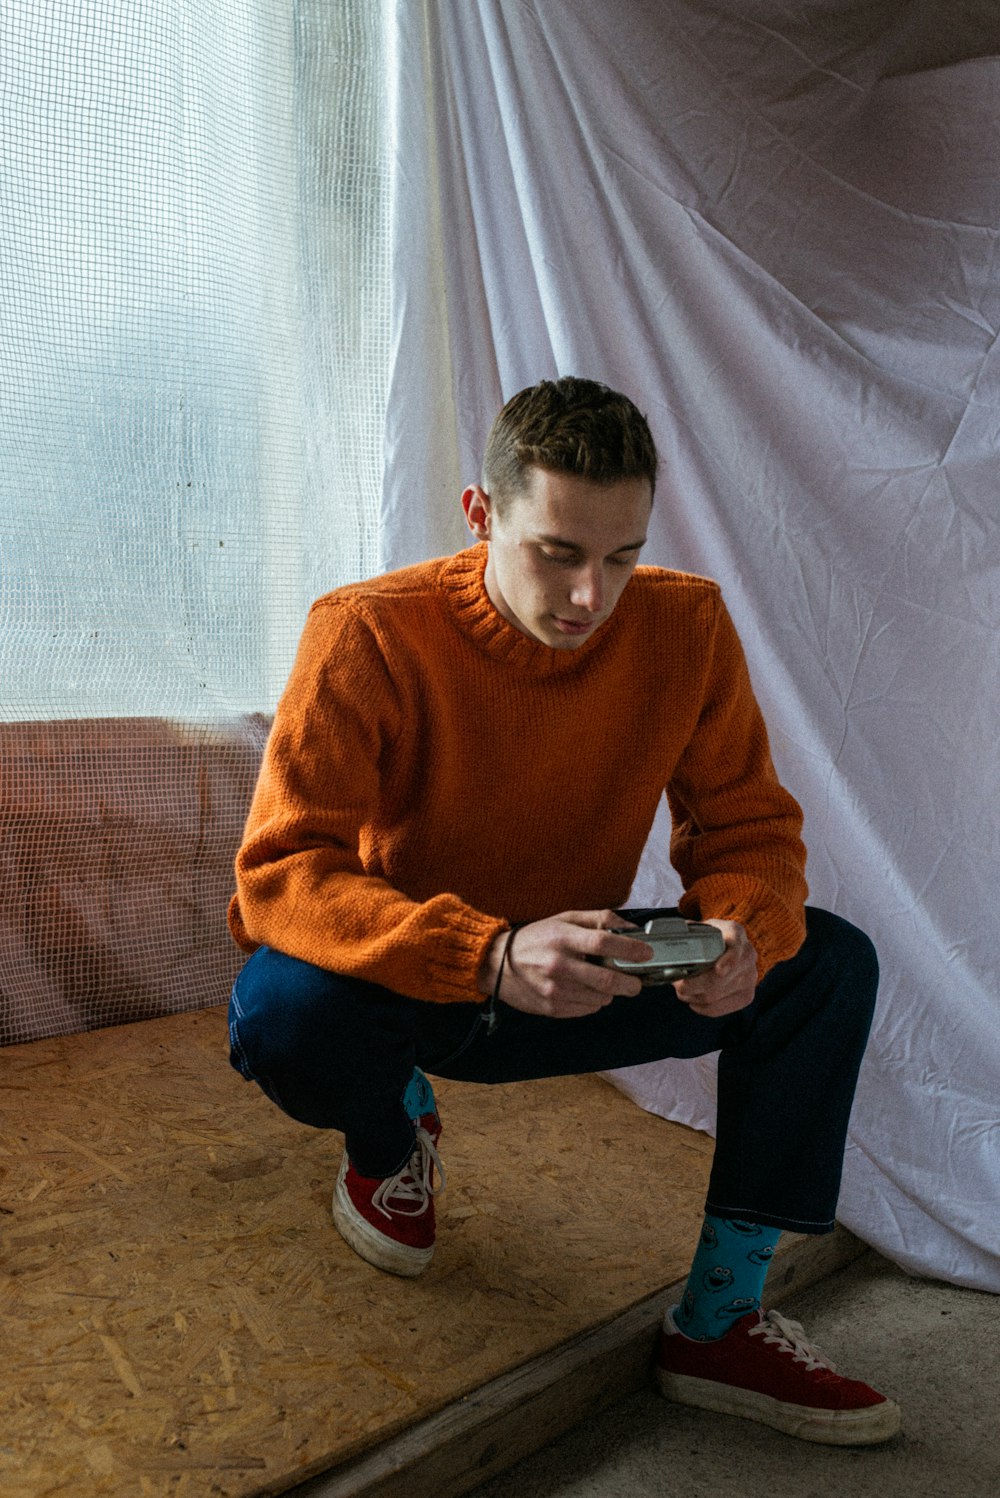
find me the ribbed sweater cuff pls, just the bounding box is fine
[426,911,508,1004]
[678,876,806,980]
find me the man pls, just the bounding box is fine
[227,377,899,1445]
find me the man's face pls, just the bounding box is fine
[462,467,652,650]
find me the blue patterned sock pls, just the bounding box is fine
[673,1215,781,1341]
[401,1066,436,1122]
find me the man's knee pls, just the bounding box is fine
[801,906,879,1029]
[805,906,878,979]
[229,946,341,1077]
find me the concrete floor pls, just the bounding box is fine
[468,1252,1000,1498]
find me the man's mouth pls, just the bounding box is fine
[552,616,597,635]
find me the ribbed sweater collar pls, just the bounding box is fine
[439,543,613,675]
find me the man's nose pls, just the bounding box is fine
[570,566,604,613]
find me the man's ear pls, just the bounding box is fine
[461,484,493,540]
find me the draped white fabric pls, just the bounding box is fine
[385,1,1000,1290]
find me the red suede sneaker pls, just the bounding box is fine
[656,1307,901,1445]
[332,1113,444,1277]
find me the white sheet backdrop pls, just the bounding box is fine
[383,0,1000,1290]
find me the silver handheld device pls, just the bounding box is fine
[601,916,725,985]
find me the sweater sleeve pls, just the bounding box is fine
[227,600,506,1002]
[667,591,808,979]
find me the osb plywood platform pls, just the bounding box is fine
[1,1006,865,1498]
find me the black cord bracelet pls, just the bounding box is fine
[484,925,519,1034]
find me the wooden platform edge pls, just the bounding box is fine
[286,1227,869,1498]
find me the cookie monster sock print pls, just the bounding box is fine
[673,1215,782,1342]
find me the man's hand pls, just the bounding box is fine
[478,911,652,1018]
[672,919,757,1018]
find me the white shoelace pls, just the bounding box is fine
[371,1125,446,1220]
[748,1309,838,1374]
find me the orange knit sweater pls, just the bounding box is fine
[229,543,807,1002]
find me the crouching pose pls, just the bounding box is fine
[228,377,899,1446]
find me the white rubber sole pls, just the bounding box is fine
[656,1368,902,1446]
[331,1156,434,1278]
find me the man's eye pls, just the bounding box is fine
[540,549,576,565]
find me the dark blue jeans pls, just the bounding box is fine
[228,906,878,1234]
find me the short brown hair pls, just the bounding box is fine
[482,377,658,511]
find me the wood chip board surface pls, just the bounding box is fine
[1,1005,860,1497]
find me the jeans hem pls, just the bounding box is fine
[704,1199,836,1236]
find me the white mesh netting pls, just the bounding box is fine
[1,1,390,1043]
